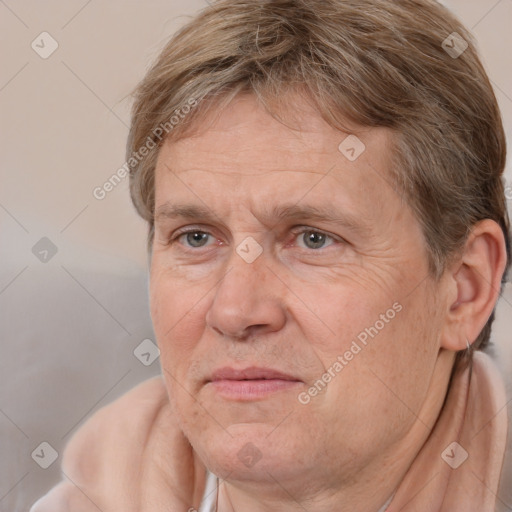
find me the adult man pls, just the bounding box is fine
[32,0,511,510]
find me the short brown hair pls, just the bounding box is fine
[126,0,510,356]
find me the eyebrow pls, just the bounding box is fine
[154,202,370,235]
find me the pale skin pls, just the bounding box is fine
[149,93,507,512]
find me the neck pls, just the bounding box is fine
[217,350,455,512]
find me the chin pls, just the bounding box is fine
[189,421,309,483]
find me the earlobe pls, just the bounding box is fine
[440,220,507,352]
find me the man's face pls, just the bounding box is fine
[150,94,447,489]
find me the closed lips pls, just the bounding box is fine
[209,367,301,382]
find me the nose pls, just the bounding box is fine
[205,251,287,341]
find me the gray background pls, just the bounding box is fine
[1,1,511,511]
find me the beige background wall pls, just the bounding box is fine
[0,1,511,510]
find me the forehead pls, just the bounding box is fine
[153,93,398,221]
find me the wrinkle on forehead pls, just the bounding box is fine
[153,93,404,234]
[168,166,333,178]
[156,93,389,178]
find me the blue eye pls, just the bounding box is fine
[296,230,335,250]
[181,231,211,248]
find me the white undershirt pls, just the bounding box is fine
[198,471,394,512]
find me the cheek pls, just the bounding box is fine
[149,266,206,372]
[349,285,441,420]
[301,279,399,361]
[312,277,440,414]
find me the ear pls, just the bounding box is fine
[440,219,507,351]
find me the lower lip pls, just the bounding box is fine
[209,379,301,400]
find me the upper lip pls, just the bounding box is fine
[209,366,301,382]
